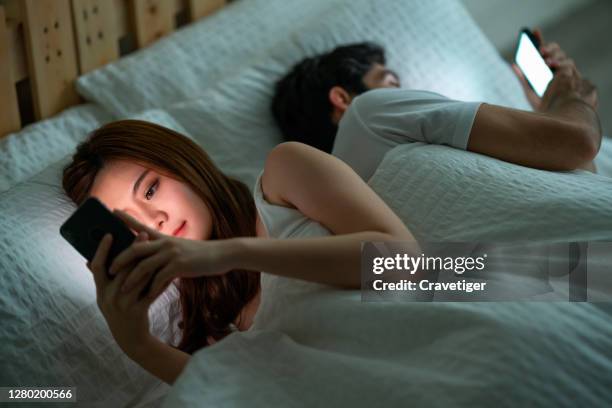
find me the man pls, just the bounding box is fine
[271,31,602,181]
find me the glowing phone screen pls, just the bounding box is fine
[515,33,554,97]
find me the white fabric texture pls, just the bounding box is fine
[594,136,612,177]
[163,171,612,407]
[76,0,342,116]
[166,302,612,407]
[76,0,530,117]
[0,104,112,193]
[334,89,482,181]
[369,143,612,242]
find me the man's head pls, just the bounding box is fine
[271,42,400,152]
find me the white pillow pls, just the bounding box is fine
[117,63,286,190]
[287,0,530,109]
[76,0,531,118]
[76,0,342,116]
[0,104,113,193]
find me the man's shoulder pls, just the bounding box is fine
[351,88,447,112]
[338,88,452,135]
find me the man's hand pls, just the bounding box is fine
[466,28,602,171]
[470,28,602,172]
[511,28,598,113]
[540,58,598,115]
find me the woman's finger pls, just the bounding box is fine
[146,266,175,301]
[113,209,163,240]
[109,239,166,276]
[115,265,158,308]
[90,234,112,289]
[121,250,173,293]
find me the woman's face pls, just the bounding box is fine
[89,160,213,240]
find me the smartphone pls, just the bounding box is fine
[514,28,554,97]
[60,197,136,277]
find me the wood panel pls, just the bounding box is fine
[22,0,80,120]
[0,5,21,137]
[71,0,120,74]
[0,0,227,139]
[131,0,175,48]
[188,0,226,21]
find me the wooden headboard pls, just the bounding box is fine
[0,0,227,139]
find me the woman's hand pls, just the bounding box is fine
[109,209,239,300]
[86,231,156,357]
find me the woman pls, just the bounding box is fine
[62,119,416,385]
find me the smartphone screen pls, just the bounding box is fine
[515,31,554,97]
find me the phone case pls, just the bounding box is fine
[60,197,136,274]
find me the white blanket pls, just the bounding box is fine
[164,281,612,407]
[369,143,612,243]
[163,143,612,407]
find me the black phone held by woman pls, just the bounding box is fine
[60,197,136,278]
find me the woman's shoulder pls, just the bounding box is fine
[260,142,324,209]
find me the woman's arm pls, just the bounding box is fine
[127,335,190,385]
[230,142,418,289]
[232,232,405,289]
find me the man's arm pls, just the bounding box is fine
[468,34,601,172]
[468,96,601,171]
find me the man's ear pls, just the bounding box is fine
[328,86,353,124]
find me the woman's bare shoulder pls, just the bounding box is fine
[260,142,318,209]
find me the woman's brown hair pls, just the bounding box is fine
[62,119,260,354]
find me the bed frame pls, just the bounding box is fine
[0,0,227,139]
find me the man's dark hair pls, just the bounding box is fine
[271,42,386,153]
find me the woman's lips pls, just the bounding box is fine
[173,221,186,237]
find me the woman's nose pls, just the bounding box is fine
[155,217,165,233]
[139,210,166,233]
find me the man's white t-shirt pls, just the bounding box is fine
[331,88,482,181]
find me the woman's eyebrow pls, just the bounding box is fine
[133,169,150,197]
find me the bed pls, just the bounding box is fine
[1,0,612,406]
